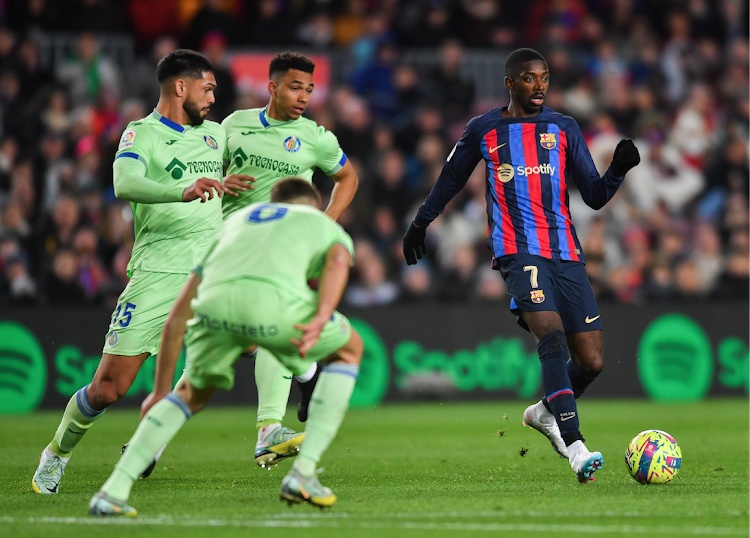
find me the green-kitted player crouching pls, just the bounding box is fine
[89,178,363,515]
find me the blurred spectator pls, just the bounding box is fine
[45,248,87,305]
[346,240,399,306]
[56,33,118,108]
[201,33,236,122]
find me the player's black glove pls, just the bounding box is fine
[403,222,427,265]
[610,139,641,177]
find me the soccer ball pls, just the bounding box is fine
[625,430,682,484]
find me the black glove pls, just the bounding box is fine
[403,222,427,265]
[610,139,640,177]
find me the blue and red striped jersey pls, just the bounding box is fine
[414,107,625,264]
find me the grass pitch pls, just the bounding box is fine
[2,399,748,538]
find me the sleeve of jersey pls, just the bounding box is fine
[413,119,482,227]
[317,128,347,176]
[566,122,625,210]
[113,125,184,203]
[220,116,231,168]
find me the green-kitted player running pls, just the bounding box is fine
[31,50,251,494]
[89,178,364,515]
[221,52,359,468]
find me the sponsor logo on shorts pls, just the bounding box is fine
[197,313,279,337]
[108,331,118,346]
[530,290,545,304]
[585,315,600,324]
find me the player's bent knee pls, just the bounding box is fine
[87,380,123,409]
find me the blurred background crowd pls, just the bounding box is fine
[0,0,747,308]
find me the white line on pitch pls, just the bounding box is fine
[0,516,747,535]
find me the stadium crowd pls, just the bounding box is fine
[0,0,747,307]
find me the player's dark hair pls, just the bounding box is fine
[504,48,547,80]
[269,52,315,79]
[270,177,322,206]
[156,49,214,85]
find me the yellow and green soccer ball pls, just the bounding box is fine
[625,430,682,484]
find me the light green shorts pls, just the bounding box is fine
[184,280,352,391]
[102,271,190,357]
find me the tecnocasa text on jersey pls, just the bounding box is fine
[246,154,301,176]
[186,160,223,174]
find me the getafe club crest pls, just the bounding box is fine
[539,133,557,150]
[204,134,219,150]
[283,136,302,153]
[530,290,545,303]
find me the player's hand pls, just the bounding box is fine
[403,222,427,265]
[223,174,256,196]
[292,315,328,358]
[610,139,641,177]
[140,391,168,420]
[182,177,231,203]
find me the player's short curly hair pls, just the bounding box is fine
[504,48,547,80]
[269,52,315,79]
[156,49,214,84]
[270,177,322,206]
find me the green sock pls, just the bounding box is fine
[50,385,104,458]
[293,364,359,477]
[255,347,293,429]
[101,393,192,501]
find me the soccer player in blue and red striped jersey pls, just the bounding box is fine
[403,48,640,484]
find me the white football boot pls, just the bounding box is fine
[522,400,569,458]
[568,440,604,484]
[31,447,68,494]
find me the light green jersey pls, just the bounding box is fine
[114,110,226,274]
[220,107,346,218]
[195,202,354,303]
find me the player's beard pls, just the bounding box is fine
[183,96,206,126]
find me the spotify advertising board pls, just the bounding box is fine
[0,303,747,413]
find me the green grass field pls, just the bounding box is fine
[1,399,748,538]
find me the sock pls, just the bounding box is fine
[101,392,192,501]
[295,362,317,383]
[566,359,601,398]
[537,331,583,446]
[255,347,293,429]
[293,363,359,477]
[49,385,105,458]
[257,423,281,444]
[542,359,602,410]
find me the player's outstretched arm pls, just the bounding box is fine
[292,243,352,357]
[113,156,185,203]
[141,273,201,418]
[325,160,359,221]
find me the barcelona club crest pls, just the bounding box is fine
[204,134,219,150]
[283,136,302,153]
[530,290,545,304]
[539,133,557,150]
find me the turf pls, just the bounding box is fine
[2,399,748,538]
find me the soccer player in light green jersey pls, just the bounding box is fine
[221,52,359,466]
[32,50,252,495]
[89,178,364,515]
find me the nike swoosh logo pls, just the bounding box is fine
[241,131,255,135]
[585,315,600,323]
[489,143,507,153]
[560,415,576,421]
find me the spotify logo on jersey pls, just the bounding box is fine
[637,314,713,401]
[0,322,47,413]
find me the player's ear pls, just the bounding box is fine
[175,78,186,98]
[268,79,277,98]
[504,75,514,91]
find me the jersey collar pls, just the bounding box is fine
[151,110,193,133]
[260,107,297,128]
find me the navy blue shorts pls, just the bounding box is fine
[495,253,602,333]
